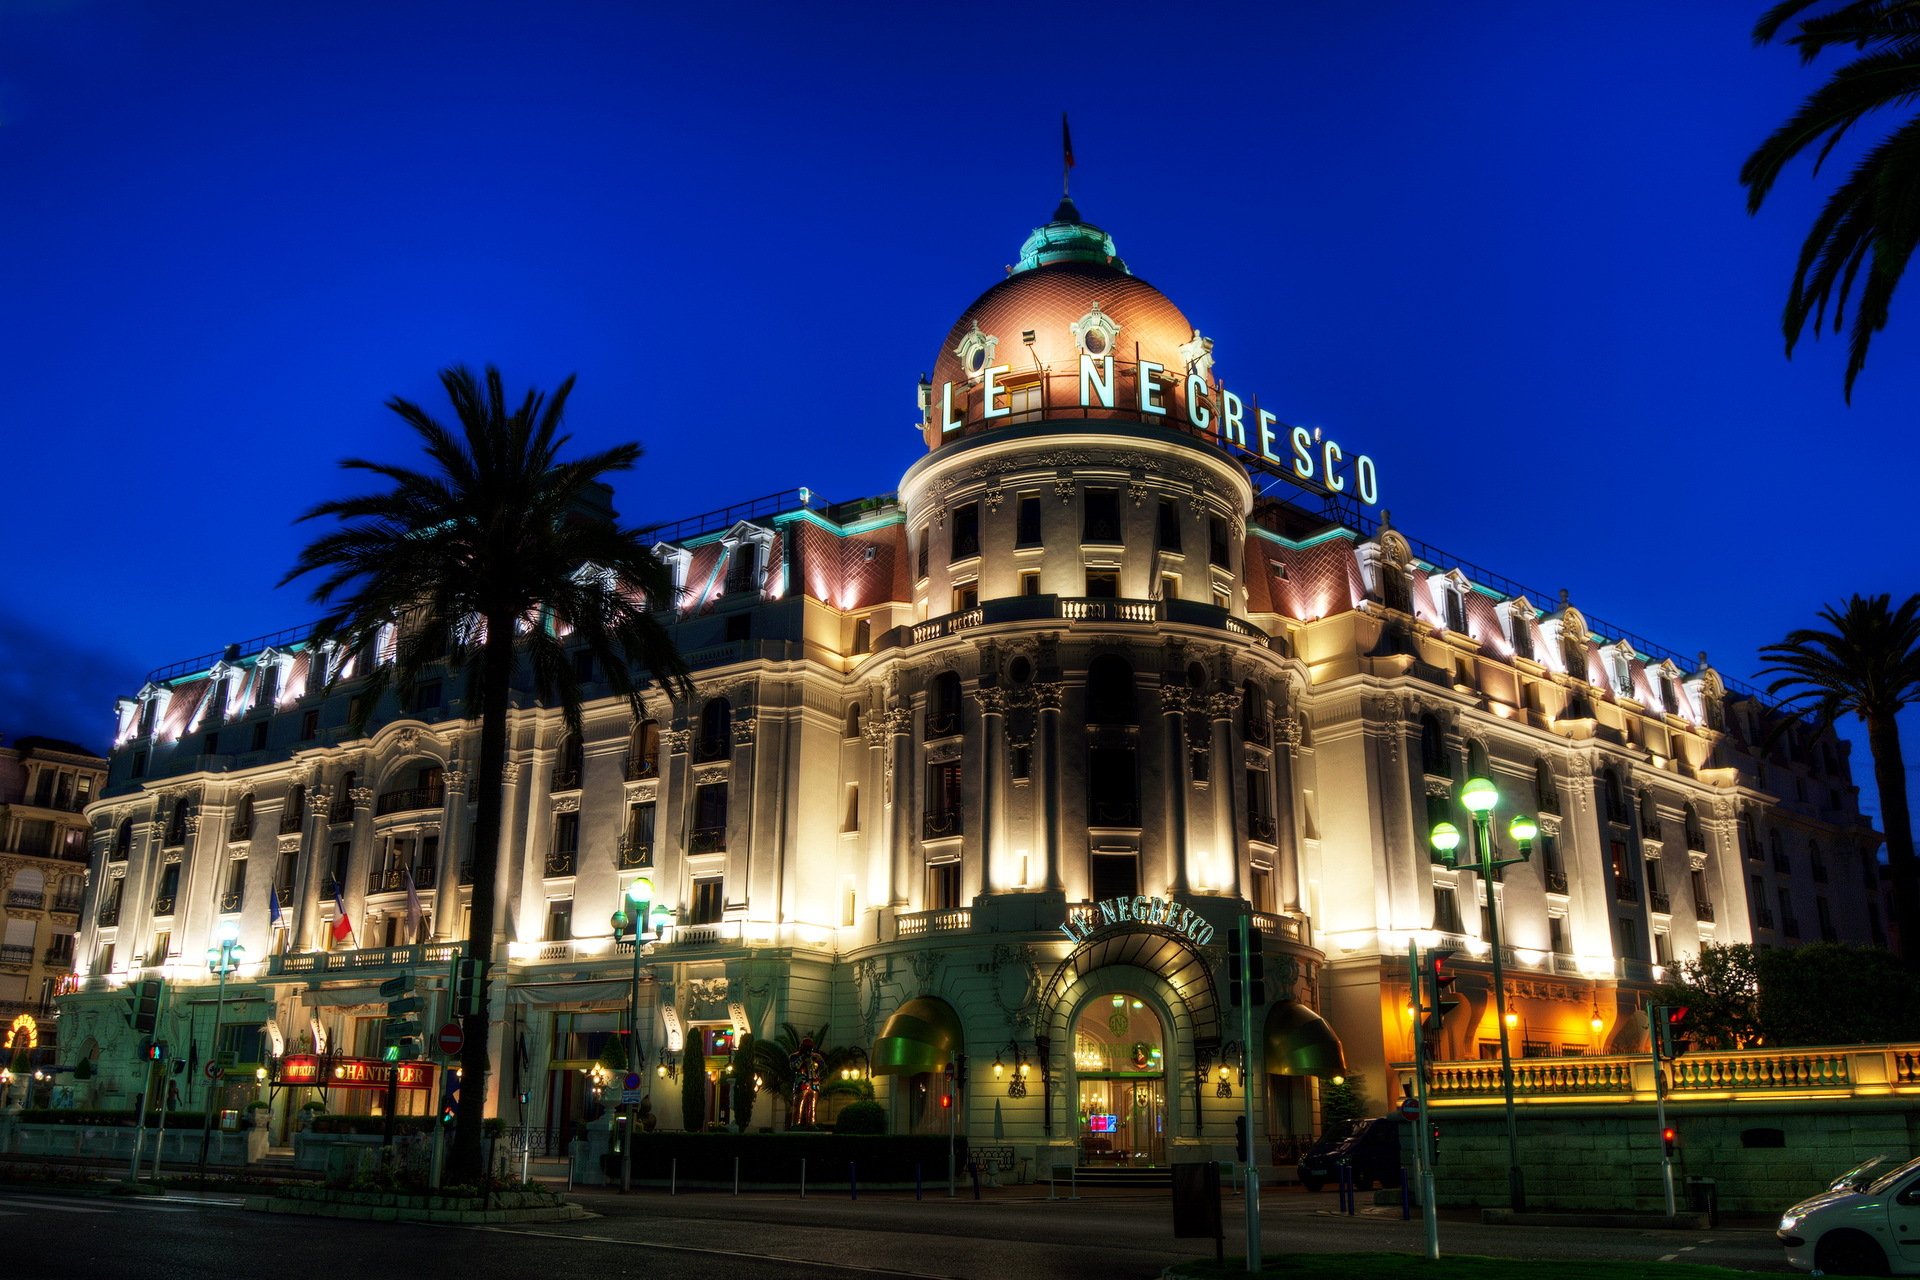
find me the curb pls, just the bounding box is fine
[242,1194,591,1224]
[1481,1208,1711,1230]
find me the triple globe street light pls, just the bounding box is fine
[1429,775,1535,1214]
[198,919,245,1174]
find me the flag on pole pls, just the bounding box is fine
[331,882,354,946]
[403,868,423,945]
[1062,112,1075,196]
[268,885,282,930]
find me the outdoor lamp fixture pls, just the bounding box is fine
[610,874,654,1195]
[994,1042,1028,1098]
[1216,1063,1232,1099]
[1429,774,1536,1213]
[199,919,245,1175]
[1590,1002,1605,1037]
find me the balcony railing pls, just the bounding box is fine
[97,904,119,926]
[922,808,963,840]
[413,862,437,890]
[6,891,43,910]
[545,848,577,877]
[1247,814,1277,844]
[1648,889,1671,914]
[0,945,33,967]
[896,908,972,939]
[329,799,354,824]
[51,896,83,915]
[376,785,444,817]
[689,827,727,854]
[269,941,463,976]
[108,844,128,863]
[366,867,417,894]
[549,770,580,793]
[694,738,728,764]
[220,891,242,912]
[900,594,1263,650]
[43,947,73,968]
[1089,799,1141,828]
[1544,869,1569,894]
[1782,914,1802,937]
[280,812,305,834]
[1696,899,1716,923]
[1245,716,1271,746]
[230,819,253,841]
[152,896,175,916]
[1612,878,1639,905]
[617,837,652,870]
[275,885,293,907]
[625,756,658,781]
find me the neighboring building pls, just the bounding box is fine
[60,198,1880,1167]
[0,736,102,1093]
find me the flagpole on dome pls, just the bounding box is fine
[1062,112,1075,197]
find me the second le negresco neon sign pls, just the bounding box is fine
[940,353,1381,506]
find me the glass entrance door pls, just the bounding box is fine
[1073,992,1168,1166]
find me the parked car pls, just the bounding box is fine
[1778,1153,1920,1275]
[1296,1116,1407,1193]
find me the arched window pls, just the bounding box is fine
[232,793,255,840]
[628,719,660,779]
[1086,656,1136,726]
[1419,714,1449,778]
[1466,739,1490,780]
[697,698,732,762]
[927,673,963,739]
[552,734,582,790]
[1534,758,1559,815]
[844,704,863,740]
[1602,769,1627,825]
[114,818,133,860]
[1241,680,1269,743]
[332,771,356,822]
[1684,804,1705,852]
[1639,789,1660,838]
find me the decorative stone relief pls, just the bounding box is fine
[1128,479,1149,506]
[396,727,419,752]
[1158,685,1188,714]
[862,713,889,749]
[1206,692,1236,721]
[734,717,757,748]
[1033,682,1064,711]
[1275,716,1303,749]
[502,760,522,784]
[348,787,373,810]
[928,738,963,765]
[664,728,692,755]
[693,764,729,787]
[1053,476,1075,503]
[443,769,467,796]
[552,794,581,814]
[310,786,335,813]
[975,686,1007,715]
[279,836,301,854]
[885,707,914,737]
[182,815,202,836]
[909,948,945,992]
[984,487,1004,511]
[1642,839,1663,861]
[1689,851,1709,871]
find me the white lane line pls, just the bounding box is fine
[465,1224,960,1279]
[0,1200,109,1214]
[1658,1254,1679,1262]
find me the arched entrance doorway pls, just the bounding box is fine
[1072,992,1167,1166]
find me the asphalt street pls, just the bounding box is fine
[0,1183,1803,1279]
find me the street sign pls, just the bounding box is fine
[385,996,423,1017]
[378,974,412,998]
[1400,1096,1422,1121]
[621,1089,644,1105]
[205,1062,225,1080]
[624,1072,641,1091]
[437,1022,464,1056]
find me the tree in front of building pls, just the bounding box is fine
[1743,3,1920,399]
[1317,1074,1367,1141]
[282,365,691,1184]
[1756,943,1920,1045]
[1758,593,1920,962]
[681,1033,707,1132]
[1648,942,1765,1049]
[729,1032,758,1132]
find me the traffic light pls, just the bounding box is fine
[440,1071,460,1125]
[130,979,162,1034]
[1662,1125,1677,1159]
[1234,1115,1249,1164]
[1227,921,1267,1007]
[1421,948,1460,1064]
[455,959,486,1017]
[144,1040,163,1061]
[1430,1122,1441,1166]
[1658,1006,1693,1059]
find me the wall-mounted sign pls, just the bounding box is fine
[5,1013,37,1051]
[1059,896,1215,947]
[276,1054,433,1091]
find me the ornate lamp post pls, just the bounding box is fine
[611,875,653,1194]
[1430,775,1535,1213]
[198,920,245,1175]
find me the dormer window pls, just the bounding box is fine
[1500,598,1537,661]
[1434,571,1469,634]
[1604,642,1636,698]
[720,524,776,596]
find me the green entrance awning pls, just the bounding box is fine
[872,996,964,1076]
[1263,1001,1348,1078]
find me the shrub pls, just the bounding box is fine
[834,1100,885,1135]
[681,1036,706,1132]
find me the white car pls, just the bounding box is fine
[1779,1154,1920,1275]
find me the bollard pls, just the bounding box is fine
[671,1156,677,1196]
[1401,1169,1411,1221]
[735,1155,740,1196]
[801,1157,807,1199]
[915,1162,923,1201]
[849,1162,858,1200]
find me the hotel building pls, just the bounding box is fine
[58,198,1880,1168]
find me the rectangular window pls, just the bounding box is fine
[626,800,656,862]
[251,721,269,752]
[1249,864,1274,914]
[916,528,930,580]
[545,899,573,942]
[1444,589,1467,634]
[224,858,247,907]
[97,942,115,975]
[1211,584,1231,611]
[692,783,728,850]
[149,929,171,964]
[950,503,981,561]
[1019,569,1041,596]
[927,861,962,911]
[1009,742,1032,781]
[202,731,219,758]
[1156,499,1182,552]
[300,709,320,741]
[1548,915,1569,954]
[258,664,282,710]
[842,784,860,833]
[691,876,724,925]
[1016,495,1042,547]
[1083,490,1121,543]
[1432,884,1463,934]
[131,750,147,779]
[573,650,594,682]
[1510,614,1534,661]
[1159,573,1179,601]
[1616,917,1642,961]
[952,581,978,612]
[1089,850,1139,903]
[1085,569,1119,599]
[413,681,442,712]
[551,812,579,864]
[725,542,760,593]
[926,762,963,837]
[842,880,857,928]
[329,841,350,892]
[1654,929,1673,965]
[1208,517,1230,569]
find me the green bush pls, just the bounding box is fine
[308,1114,434,1136]
[681,1036,706,1132]
[834,1100,885,1135]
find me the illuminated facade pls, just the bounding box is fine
[60,199,1879,1168]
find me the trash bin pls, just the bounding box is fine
[1685,1175,1717,1225]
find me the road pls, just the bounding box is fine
[0,1182,1801,1279]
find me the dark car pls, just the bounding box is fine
[1295,1116,1408,1192]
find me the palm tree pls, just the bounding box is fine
[1741,1,1920,401]
[1758,593,1920,960]
[282,365,691,1183]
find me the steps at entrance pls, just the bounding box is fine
[1068,1165,1172,1189]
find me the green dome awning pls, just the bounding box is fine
[1263,1001,1348,1078]
[872,996,964,1076]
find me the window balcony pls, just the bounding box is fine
[1244,716,1271,747]
[896,908,972,939]
[1648,890,1671,914]
[694,738,728,764]
[617,837,651,870]
[925,712,961,740]
[108,845,128,863]
[1612,878,1639,905]
[1544,869,1569,895]
[689,826,728,854]
[367,867,414,894]
[329,799,354,824]
[413,862,437,890]
[6,890,42,910]
[268,940,463,977]
[545,848,577,877]
[549,769,580,793]
[280,812,305,834]
[0,945,32,968]
[230,818,253,841]
[1695,900,1716,923]
[97,904,119,927]
[152,895,176,916]
[1088,799,1140,828]
[51,895,83,915]
[625,755,658,781]
[1246,813,1277,844]
[922,808,963,840]
[376,785,443,817]
[275,885,293,907]
[220,891,241,913]
[43,946,74,968]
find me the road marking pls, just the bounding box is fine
[464,1224,961,1278]
[1658,1254,1678,1262]
[0,1198,109,1214]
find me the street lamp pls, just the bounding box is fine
[198,920,245,1175]
[611,874,653,1194]
[1429,775,1535,1212]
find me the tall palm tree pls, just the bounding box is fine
[1741,1,1920,401]
[282,365,691,1182]
[1758,593,1920,960]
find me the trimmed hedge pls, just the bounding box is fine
[15,1109,208,1127]
[308,1115,436,1136]
[600,1131,965,1184]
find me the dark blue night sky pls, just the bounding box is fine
[1,2,1912,829]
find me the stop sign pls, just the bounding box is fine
[437,1021,464,1056]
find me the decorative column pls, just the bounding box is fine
[1160,683,1190,896]
[432,767,467,939]
[887,704,915,907]
[1035,681,1064,893]
[1273,713,1303,911]
[975,686,1007,896]
[728,712,757,905]
[1207,692,1240,900]
[304,783,336,951]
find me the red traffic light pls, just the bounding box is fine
[939,1093,952,1108]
